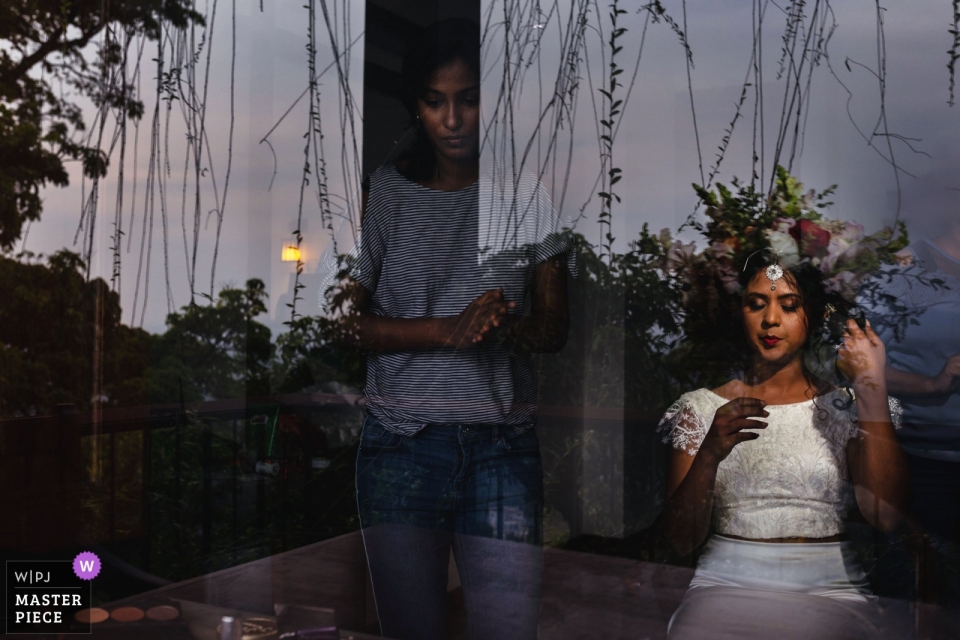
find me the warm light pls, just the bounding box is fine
[281,244,302,263]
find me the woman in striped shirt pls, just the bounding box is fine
[345,19,571,640]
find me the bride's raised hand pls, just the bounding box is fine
[837,319,886,393]
[698,397,768,465]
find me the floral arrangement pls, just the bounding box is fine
[628,166,915,386]
[655,166,909,303]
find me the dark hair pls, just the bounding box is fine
[396,18,481,181]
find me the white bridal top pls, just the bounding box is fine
[658,388,901,540]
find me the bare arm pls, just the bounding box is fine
[342,280,513,352]
[884,246,960,396]
[886,354,960,397]
[663,398,768,556]
[664,447,720,557]
[840,319,911,532]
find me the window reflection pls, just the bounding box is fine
[2,1,959,638]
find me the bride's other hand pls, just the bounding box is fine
[699,397,769,465]
[837,319,886,393]
[841,318,910,532]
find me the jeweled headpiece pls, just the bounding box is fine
[743,248,783,292]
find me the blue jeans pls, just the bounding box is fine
[356,415,543,640]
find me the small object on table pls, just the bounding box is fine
[147,604,181,621]
[274,603,338,640]
[111,606,145,622]
[71,600,190,637]
[220,616,241,640]
[215,616,278,640]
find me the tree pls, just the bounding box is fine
[149,279,274,404]
[0,249,150,417]
[0,1,202,250]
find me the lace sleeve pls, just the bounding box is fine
[657,394,710,456]
[888,396,903,430]
[842,391,904,440]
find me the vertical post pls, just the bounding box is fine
[91,282,105,484]
[110,426,116,541]
[256,410,266,536]
[142,420,152,571]
[280,421,287,551]
[201,427,212,559]
[232,418,238,564]
[55,404,81,548]
[174,385,183,579]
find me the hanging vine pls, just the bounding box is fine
[596,0,627,261]
[949,0,960,106]
[17,0,955,331]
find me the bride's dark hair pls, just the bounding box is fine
[395,18,481,182]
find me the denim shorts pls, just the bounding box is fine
[355,414,543,543]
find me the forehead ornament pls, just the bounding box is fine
[743,247,784,292]
[765,264,784,291]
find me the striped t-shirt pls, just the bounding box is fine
[351,163,571,435]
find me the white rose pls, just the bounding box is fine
[763,230,800,268]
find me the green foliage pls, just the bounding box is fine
[141,410,361,583]
[0,0,203,250]
[536,231,685,412]
[1,168,914,421]
[0,250,150,417]
[0,101,70,249]
[273,315,365,394]
[540,168,921,409]
[149,279,274,404]
[273,266,366,394]
[655,167,919,384]
[690,165,838,260]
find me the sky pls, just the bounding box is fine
[22,0,960,336]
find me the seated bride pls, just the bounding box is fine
[659,249,910,640]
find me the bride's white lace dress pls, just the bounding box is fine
[657,388,907,639]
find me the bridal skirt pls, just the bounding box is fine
[667,535,901,640]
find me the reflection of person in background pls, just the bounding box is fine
[659,254,909,639]
[344,19,570,640]
[880,219,960,609]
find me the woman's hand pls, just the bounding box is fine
[663,396,767,555]
[837,319,886,393]
[933,351,960,395]
[445,288,516,349]
[842,317,911,532]
[697,397,768,465]
[491,256,569,354]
